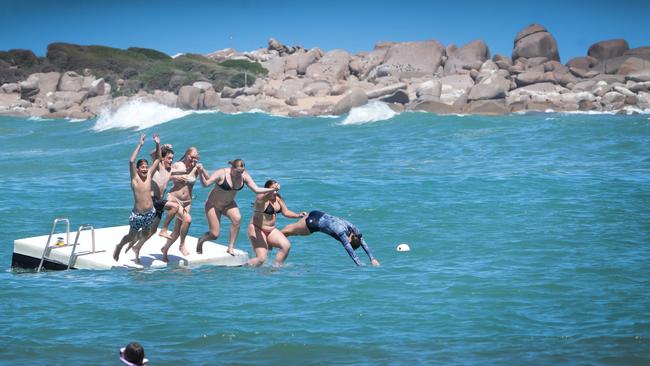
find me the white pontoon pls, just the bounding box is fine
[12,218,249,271]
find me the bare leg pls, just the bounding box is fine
[161,219,181,263]
[177,204,192,256]
[114,228,137,261]
[223,205,242,256]
[280,217,311,237]
[159,201,181,239]
[246,224,268,267]
[197,204,222,254]
[131,228,152,264]
[267,229,291,267]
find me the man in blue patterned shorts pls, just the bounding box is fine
[113,133,160,264]
[281,210,380,266]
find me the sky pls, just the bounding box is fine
[2,0,649,62]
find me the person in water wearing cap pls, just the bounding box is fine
[281,210,380,266]
[119,342,148,366]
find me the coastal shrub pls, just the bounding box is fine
[127,47,171,61]
[46,43,151,74]
[122,67,139,79]
[219,59,267,75]
[229,73,256,88]
[8,49,38,68]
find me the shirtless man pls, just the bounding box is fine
[160,147,202,262]
[113,133,160,263]
[123,141,182,254]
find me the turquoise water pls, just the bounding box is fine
[1,110,649,365]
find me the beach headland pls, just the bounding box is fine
[1,23,649,119]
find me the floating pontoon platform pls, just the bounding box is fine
[12,218,249,271]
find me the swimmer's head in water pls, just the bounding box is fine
[121,342,145,366]
[229,159,246,174]
[136,159,149,176]
[350,233,361,250]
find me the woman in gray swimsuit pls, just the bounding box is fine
[281,210,380,266]
[196,159,277,255]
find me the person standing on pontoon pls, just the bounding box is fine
[160,147,203,262]
[195,159,277,256]
[113,133,160,263]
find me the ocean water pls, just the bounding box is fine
[1,103,649,365]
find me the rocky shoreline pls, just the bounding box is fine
[1,23,649,119]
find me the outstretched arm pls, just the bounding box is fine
[201,168,223,187]
[244,173,278,194]
[337,232,363,266]
[153,134,163,173]
[129,133,145,179]
[278,198,306,219]
[359,238,380,266]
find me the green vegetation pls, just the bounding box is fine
[219,59,268,76]
[0,43,268,92]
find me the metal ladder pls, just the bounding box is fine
[37,218,99,272]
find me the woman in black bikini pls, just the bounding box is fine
[196,159,277,255]
[246,180,306,267]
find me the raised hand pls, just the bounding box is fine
[153,133,160,144]
[139,133,145,145]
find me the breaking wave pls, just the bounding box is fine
[92,100,214,131]
[340,101,398,125]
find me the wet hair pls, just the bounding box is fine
[161,146,174,158]
[181,147,198,162]
[123,342,145,366]
[350,233,362,250]
[136,159,148,168]
[264,179,282,199]
[229,159,245,169]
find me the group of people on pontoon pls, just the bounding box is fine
[113,134,380,267]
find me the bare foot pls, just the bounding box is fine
[179,244,190,256]
[161,246,169,262]
[158,229,172,240]
[113,244,122,261]
[227,247,235,256]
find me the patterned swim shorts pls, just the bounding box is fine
[128,206,157,231]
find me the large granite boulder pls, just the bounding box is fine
[566,56,599,70]
[616,57,650,76]
[31,72,61,98]
[178,85,202,109]
[354,48,390,79]
[305,49,351,82]
[416,79,442,100]
[439,74,474,105]
[443,40,490,76]
[285,48,322,75]
[373,40,445,79]
[411,100,460,114]
[468,73,510,101]
[332,87,368,115]
[58,71,84,92]
[588,39,629,61]
[464,99,508,115]
[512,24,560,62]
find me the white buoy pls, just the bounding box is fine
[396,243,410,252]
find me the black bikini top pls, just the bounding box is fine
[218,172,244,191]
[263,202,280,215]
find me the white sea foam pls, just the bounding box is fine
[27,116,54,121]
[92,100,204,131]
[340,101,397,125]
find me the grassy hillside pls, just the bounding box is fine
[0,43,267,95]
